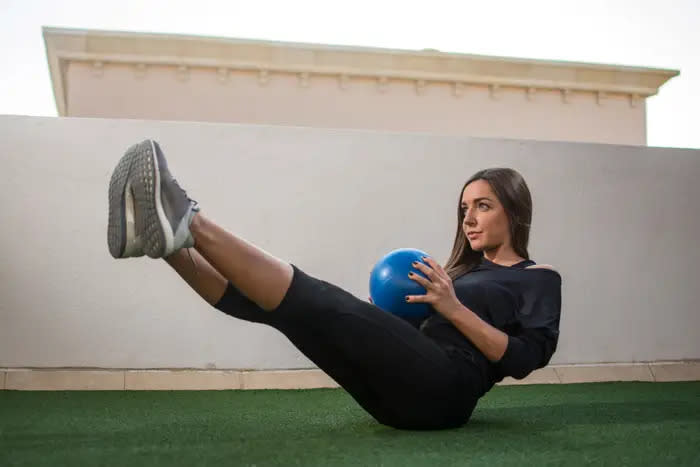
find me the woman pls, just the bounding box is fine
[108,139,562,430]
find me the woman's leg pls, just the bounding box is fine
[164,247,227,306]
[163,245,411,425]
[189,212,293,311]
[162,247,386,413]
[168,214,476,429]
[212,263,478,430]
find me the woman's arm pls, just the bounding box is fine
[444,264,558,372]
[442,304,557,378]
[407,258,560,377]
[445,306,557,379]
[440,304,509,362]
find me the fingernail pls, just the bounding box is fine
[412,262,417,266]
[405,296,409,302]
[408,272,413,277]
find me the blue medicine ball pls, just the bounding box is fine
[369,248,433,320]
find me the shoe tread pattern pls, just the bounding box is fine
[130,142,166,258]
[107,148,136,258]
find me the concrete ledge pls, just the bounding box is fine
[497,367,561,386]
[1,362,697,390]
[649,361,700,382]
[5,369,125,390]
[125,370,242,390]
[554,363,654,384]
[241,369,339,390]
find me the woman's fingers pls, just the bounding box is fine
[408,271,430,288]
[411,261,437,280]
[405,294,427,303]
[421,256,447,278]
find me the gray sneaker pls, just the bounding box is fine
[107,146,146,258]
[119,140,200,259]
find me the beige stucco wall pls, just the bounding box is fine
[1,115,699,370]
[65,62,646,145]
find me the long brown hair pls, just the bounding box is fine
[444,168,532,280]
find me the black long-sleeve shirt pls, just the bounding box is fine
[420,256,562,394]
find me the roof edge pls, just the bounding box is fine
[42,26,680,117]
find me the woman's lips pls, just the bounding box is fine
[467,232,481,239]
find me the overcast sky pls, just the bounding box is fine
[2,0,698,149]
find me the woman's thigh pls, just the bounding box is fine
[214,264,477,428]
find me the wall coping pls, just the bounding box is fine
[2,361,699,390]
[43,26,679,116]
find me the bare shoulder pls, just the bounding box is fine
[525,264,558,273]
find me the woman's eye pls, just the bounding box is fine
[463,203,488,214]
[463,204,488,210]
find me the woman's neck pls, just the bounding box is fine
[482,250,526,267]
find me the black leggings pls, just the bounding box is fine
[213,264,483,430]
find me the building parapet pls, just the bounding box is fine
[43,26,679,116]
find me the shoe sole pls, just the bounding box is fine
[130,140,174,258]
[107,148,137,258]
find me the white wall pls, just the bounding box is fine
[1,115,698,370]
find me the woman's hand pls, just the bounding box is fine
[406,256,461,318]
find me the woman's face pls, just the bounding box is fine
[461,180,512,253]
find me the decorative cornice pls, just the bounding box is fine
[43,26,679,116]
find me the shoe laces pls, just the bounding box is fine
[171,177,198,205]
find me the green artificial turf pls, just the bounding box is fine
[1,382,699,466]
